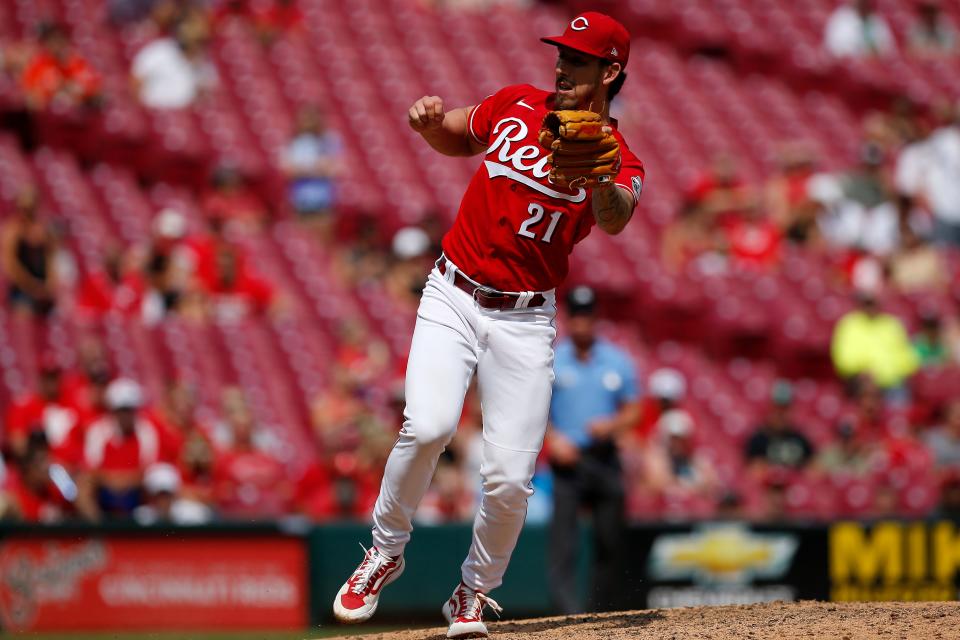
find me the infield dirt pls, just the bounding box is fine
[326,600,960,640]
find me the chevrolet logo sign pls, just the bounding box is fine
[649,524,798,585]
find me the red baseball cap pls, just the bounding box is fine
[541,12,630,67]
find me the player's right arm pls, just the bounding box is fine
[408,96,485,157]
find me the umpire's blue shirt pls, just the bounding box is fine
[550,338,639,449]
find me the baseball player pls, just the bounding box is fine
[333,12,644,638]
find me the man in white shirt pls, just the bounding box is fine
[895,107,960,246]
[924,115,960,245]
[825,0,897,58]
[131,25,216,109]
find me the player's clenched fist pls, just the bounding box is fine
[408,95,445,131]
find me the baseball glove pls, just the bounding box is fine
[538,110,621,189]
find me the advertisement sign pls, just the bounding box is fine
[0,536,307,631]
[829,521,960,602]
[645,523,800,607]
[621,523,828,609]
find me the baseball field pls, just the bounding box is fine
[324,601,960,640]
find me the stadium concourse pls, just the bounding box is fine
[0,0,958,527]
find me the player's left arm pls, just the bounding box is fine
[593,144,643,235]
[591,183,634,235]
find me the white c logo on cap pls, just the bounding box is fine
[571,16,589,31]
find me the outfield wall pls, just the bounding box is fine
[0,520,957,631]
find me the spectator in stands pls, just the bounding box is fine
[333,212,390,286]
[723,203,783,271]
[831,288,919,390]
[745,380,814,476]
[206,240,279,322]
[814,418,877,479]
[295,445,382,521]
[908,0,958,56]
[254,0,304,44]
[889,218,947,293]
[1,187,60,317]
[547,286,640,614]
[415,449,475,524]
[20,22,101,110]
[149,380,215,472]
[143,208,193,321]
[55,336,111,418]
[661,201,719,273]
[281,106,340,236]
[213,389,291,518]
[921,104,960,246]
[310,366,366,449]
[75,242,148,321]
[642,409,719,502]
[5,355,84,464]
[923,399,960,469]
[202,166,267,231]
[334,318,390,385]
[824,0,897,58]
[131,11,216,110]
[766,144,822,249]
[1,432,78,522]
[836,142,899,256]
[847,377,889,434]
[685,154,755,229]
[912,310,952,367]
[82,378,163,518]
[385,226,432,308]
[133,462,213,525]
[634,367,687,442]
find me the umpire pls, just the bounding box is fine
[546,286,640,614]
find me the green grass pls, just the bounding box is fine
[3,626,415,640]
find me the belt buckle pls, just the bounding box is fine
[474,287,506,308]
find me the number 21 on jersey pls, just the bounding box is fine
[517,203,562,244]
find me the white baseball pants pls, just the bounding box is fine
[371,258,557,592]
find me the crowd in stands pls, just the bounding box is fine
[825,0,957,59]
[0,0,958,526]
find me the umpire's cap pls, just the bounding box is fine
[565,285,596,316]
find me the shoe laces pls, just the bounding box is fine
[349,544,392,595]
[455,583,503,621]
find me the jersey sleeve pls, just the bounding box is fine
[467,84,535,147]
[614,143,645,210]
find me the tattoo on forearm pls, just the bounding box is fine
[593,185,630,229]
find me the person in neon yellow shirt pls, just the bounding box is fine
[831,292,920,388]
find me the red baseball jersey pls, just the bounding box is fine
[441,84,645,292]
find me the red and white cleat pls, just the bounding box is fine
[332,544,405,623]
[442,581,503,639]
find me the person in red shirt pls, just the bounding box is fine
[81,378,162,517]
[684,155,755,230]
[20,22,100,109]
[633,367,688,442]
[333,12,645,636]
[723,204,783,270]
[254,0,304,44]
[2,432,78,522]
[212,396,290,519]
[201,166,267,230]
[75,244,147,320]
[5,356,84,464]
[147,380,218,505]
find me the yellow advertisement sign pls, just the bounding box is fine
[829,521,960,601]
